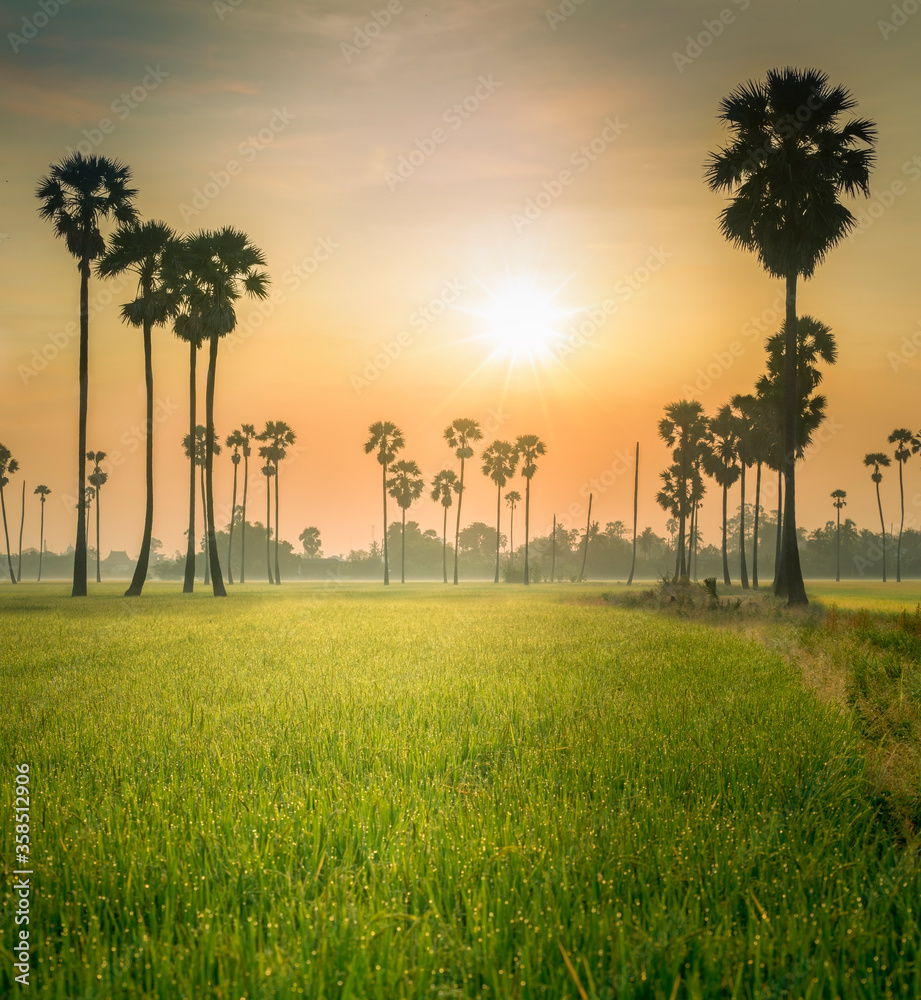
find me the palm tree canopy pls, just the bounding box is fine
[36,154,138,271]
[831,489,847,508]
[183,425,221,465]
[889,428,913,464]
[481,440,518,487]
[258,421,297,462]
[514,435,546,479]
[504,490,521,506]
[364,421,405,466]
[34,485,51,497]
[387,459,425,511]
[431,469,459,507]
[702,405,742,489]
[445,418,483,460]
[705,68,876,280]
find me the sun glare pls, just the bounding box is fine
[478,283,564,361]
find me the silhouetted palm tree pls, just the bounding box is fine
[706,68,876,604]
[364,422,405,585]
[299,526,322,557]
[87,451,108,583]
[658,400,707,579]
[15,481,25,583]
[225,429,245,584]
[732,392,775,589]
[36,153,138,596]
[34,485,50,582]
[185,228,269,596]
[257,421,296,585]
[83,487,95,548]
[481,440,518,584]
[515,435,546,585]
[831,489,847,582]
[430,469,459,584]
[505,491,521,564]
[703,405,741,587]
[445,418,483,585]
[888,429,912,583]
[260,459,276,583]
[98,220,181,596]
[0,445,19,584]
[864,453,891,582]
[387,459,425,583]
[183,427,220,586]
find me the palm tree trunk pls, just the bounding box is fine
[240,451,249,583]
[773,468,782,588]
[627,442,638,585]
[401,507,406,584]
[38,499,45,582]
[578,494,592,582]
[494,483,501,584]
[204,333,226,596]
[739,464,749,589]
[509,508,514,566]
[73,262,90,597]
[126,315,154,596]
[453,459,465,585]
[897,462,905,583]
[523,478,531,586]
[752,462,762,589]
[183,339,197,594]
[95,485,101,583]
[274,459,281,585]
[17,480,25,583]
[265,476,273,584]
[442,505,448,584]
[382,461,389,585]
[200,468,210,586]
[1,486,15,584]
[836,507,841,583]
[551,514,556,584]
[774,271,807,605]
[676,505,687,580]
[721,485,731,586]
[227,461,238,585]
[875,482,886,583]
[690,502,698,581]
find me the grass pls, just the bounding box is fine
[2,583,920,999]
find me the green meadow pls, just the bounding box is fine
[2,583,920,999]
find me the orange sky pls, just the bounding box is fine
[1,0,920,562]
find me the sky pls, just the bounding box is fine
[1,0,920,564]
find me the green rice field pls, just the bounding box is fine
[2,583,919,998]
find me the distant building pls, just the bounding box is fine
[101,550,136,578]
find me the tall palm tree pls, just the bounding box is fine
[706,68,876,605]
[260,458,276,583]
[481,440,518,584]
[97,220,181,597]
[225,430,245,584]
[732,392,775,589]
[430,469,459,584]
[16,481,25,583]
[445,418,483,585]
[36,153,138,596]
[238,424,256,583]
[363,422,405,585]
[185,228,270,597]
[183,427,220,586]
[658,400,708,579]
[515,435,547,586]
[387,459,425,583]
[505,491,521,564]
[831,489,847,582]
[34,485,51,582]
[888,429,912,583]
[729,399,756,589]
[703,406,741,587]
[257,421,296,585]
[863,453,891,583]
[0,445,19,585]
[87,451,108,584]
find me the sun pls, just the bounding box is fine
[476,282,566,361]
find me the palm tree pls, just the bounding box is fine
[831,489,847,582]
[83,487,95,549]
[430,470,459,584]
[16,481,25,584]
[706,68,876,605]
[639,526,659,563]
[257,421,296,585]
[732,392,775,589]
[863,453,891,582]
[363,422,405,585]
[34,485,51,582]
[888,429,912,583]
[183,427,220,585]
[299,526,322,558]
[505,491,521,565]
[445,418,483,585]
[238,424,256,583]
[87,451,108,583]
[260,459,276,583]
[515,435,547,585]
[481,440,518,584]
[36,154,138,596]
[703,406,742,587]
[185,228,270,597]
[658,400,708,579]
[97,220,181,597]
[387,459,425,583]
[225,430,245,584]
[0,445,19,584]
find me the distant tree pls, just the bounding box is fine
[831,489,847,582]
[639,526,660,562]
[238,423,256,582]
[36,152,138,596]
[87,451,108,583]
[0,444,19,584]
[387,459,425,583]
[889,429,912,583]
[299,526,322,558]
[183,427,220,585]
[430,469,459,583]
[445,418,483,585]
[481,440,518,584]
[34,485,51,582]
[863,452,891,582]
[702,405,741,587]
[505,490,521,561]
[657,400,707,579]
[458,521,505,559]
[225,429,245,584]
[257,420,296,584]
[705,68,876,604]
[515,434,547,585]
[364,422,405,585]
[259,461,276,582]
